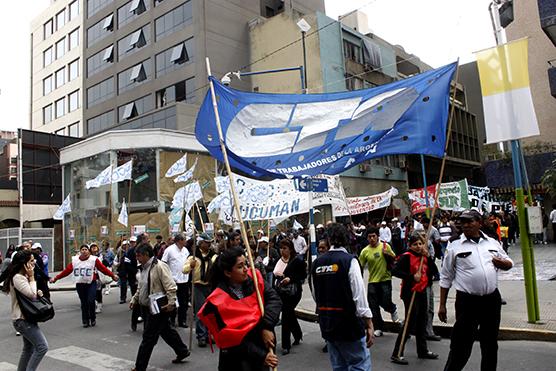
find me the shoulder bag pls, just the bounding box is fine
[15,287,55,323]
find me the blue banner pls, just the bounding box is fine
[195,62,457,178]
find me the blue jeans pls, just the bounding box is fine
[13,319,48,371]
[327,336,371,371]
[193,284,211,341]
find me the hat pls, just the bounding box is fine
[381,221,387,225]
[197,233,213,242]
[89,242,98,247]
[256,229,264,235]
[122,240,130,245]
[392,217,398,222]
[258,236,269,243]
[459,209,482,221]
[316,224,324,229]
[31,242,42,250]
[129,236,138,242]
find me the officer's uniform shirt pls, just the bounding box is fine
[440,232,513,296]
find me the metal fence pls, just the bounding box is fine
[0,228,55,270]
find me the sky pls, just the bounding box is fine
[0,0,496,133]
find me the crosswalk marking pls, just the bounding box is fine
[47,345,164,371]
[0,362,17,370]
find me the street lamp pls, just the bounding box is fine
[296,18,311,93]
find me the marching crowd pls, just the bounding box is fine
[0,208,517,371]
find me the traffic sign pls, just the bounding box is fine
[296,178,328,193]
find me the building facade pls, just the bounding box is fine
[31,0,325,138]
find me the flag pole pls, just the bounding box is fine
[398,60,460,358]
[205,57,264,307]
[128,179,133,236]
[206,57,274,365]
[488,2,539,323]
[420,154,431,217]
[189,204,197,350]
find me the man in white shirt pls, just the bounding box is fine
[550,204,556,243]
[292,231,308,256]
[438,209,513,371]
[379,221,392,243]
[162,233,190,328]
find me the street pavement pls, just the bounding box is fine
[297,241,556,337]
[1,289,555,370]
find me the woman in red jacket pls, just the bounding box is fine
[51,244,117,327]
[390,233,439,365]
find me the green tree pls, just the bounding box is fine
[541,158,556,198]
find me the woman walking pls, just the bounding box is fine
[51,244,117,327]
[273,239,306,355]
[3,250,49,370]
[390,233,439,365]
[199,246,281,371]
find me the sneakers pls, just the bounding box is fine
[373,329,383,337]
[198,338,207,348]
[391,310,400,323]
[137,316,143,323]
[391,356,409,365]
[15,331,21,336]
[172,349,191,364]
[418,351,439,359]
[95,303,103,314]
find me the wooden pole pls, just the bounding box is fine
[397,60,460,358]
[206,57,274,366]
[128,179,133,236]
[266,219,271,258]
[189,205,197,350]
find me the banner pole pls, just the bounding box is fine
[189,204,197,350]
[420,154,431,218]
[205,58,266,316]
[205,57,276,369]
[128,179,133,236]
[398,60,460,358]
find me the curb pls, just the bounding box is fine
[295,308,556,342]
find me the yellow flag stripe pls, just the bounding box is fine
[475,38,530,96]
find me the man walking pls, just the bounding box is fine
[161,233,190,327]
[438,209,513,371]
[359,227,399,337]
[312,223,374,370]
[131,244,190,371]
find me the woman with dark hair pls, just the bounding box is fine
[51,244,117,327]
[4,250,49,370]
[199,247,281,371]
[273,239,307,355]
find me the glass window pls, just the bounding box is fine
[69,59,79,81]
[87,14,113,47]
[156,78,195,107]
[118,0,150,28]
[56,9,66,30]
[69,90,79,112]
[43,19,53,39]
[86,110,114,135]
[43,75,53,96]
[87,77,114,107]
[155,38,194,77]
[69,1,79,21]
[43,47,53,67]
[55,98,65,118]
[55,67,66,88]
[55,128,65,136]
[56,38,66,59]
[118,95,153,122]
[69,122,79,137]
[117,59,151,94]
[155,1,193,41]
[43,104,53,124]
[87,0,113,18]
[69,28,79,50]
[117,24,150,60]
[86,45,113,77]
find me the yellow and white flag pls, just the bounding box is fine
[475,38,539,144]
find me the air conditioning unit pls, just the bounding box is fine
[399,160,407,169]
[359,164,369,173]
[384,167,393,175]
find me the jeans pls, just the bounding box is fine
[193,284,211,341]
[134,306,189,371]
[13,319,48,371]
[76,282,97,325]
[367,281,396,331]
[327,336,371,371]
[425,286,436,337]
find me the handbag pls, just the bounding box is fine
[15,288,55,323]
[276,280,298,297]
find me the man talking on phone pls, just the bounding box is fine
[438,209,513,371]
[131,244,190,371]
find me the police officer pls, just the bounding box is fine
[438,209,513,371]
[312,223,374,370]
